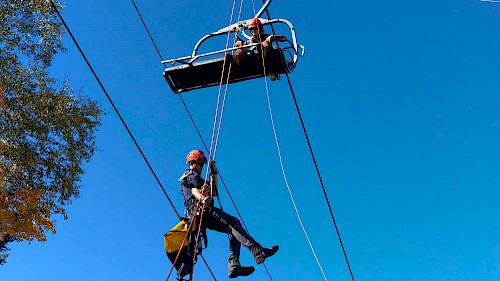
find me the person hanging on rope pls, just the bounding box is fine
[233,17,287,64]
[179,149,279,279]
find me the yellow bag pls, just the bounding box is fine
[164,218,191,254]
[164,216,206,280]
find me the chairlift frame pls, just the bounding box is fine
[162,0,305,94]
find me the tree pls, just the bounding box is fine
[0,0,102,264]
[0,234,16,266]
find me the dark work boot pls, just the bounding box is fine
[228,265,255,278]
[254,245,279,264]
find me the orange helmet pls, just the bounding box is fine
[186,150,207,164]
[248,18,263,31]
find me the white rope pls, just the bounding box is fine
[213,0,246,160]
[207,0,241,176]
[249,0,328,278]
[262,82,329,281]
[209,0,329,277]
[251,0,257,14]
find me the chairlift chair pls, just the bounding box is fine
[162,0,305,94]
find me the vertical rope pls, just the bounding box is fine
[165,217,197,281]
[190,1,241,280]
[208,0,239,164]
[250,1,328,279]
[262,84,329,281]
[261,2,356,280]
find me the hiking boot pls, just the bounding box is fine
[254,245,279,264]
[228,265,255,278]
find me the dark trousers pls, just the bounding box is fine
[202,206,262,268]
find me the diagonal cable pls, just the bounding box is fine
[261,2,356,280]
[49,1,217,280]
[131,0,164,62]
[249,1,327,279]
[48,0,179,218]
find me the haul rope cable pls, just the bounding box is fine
[263,83,329,281]
[48,1,219,280]
[47,0,180,218]
[261,1,356,280]
[262,70,330,281]
[247,1,328,280]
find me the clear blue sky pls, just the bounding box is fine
[1,1,499,280]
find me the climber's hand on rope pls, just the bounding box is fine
[201,195,213,207]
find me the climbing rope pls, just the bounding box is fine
[190,1,243,280]
[261,2,356,280]
[207,0,240,164]
[248,2,328,280]
[165,215,198,281]
[212,0,246,162]
[262,76,329,281]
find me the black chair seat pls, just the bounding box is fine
[163,48,288,93]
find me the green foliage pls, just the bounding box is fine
[0,234,17,265]
[0,0,102,264]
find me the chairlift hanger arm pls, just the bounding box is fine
[255,0,272,19]
[186,0,271,56]
[160,17,304,67]
[192,18,300,56]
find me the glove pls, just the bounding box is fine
[209,160,218,174]
[201,183,209,196]
[201,195,213,207]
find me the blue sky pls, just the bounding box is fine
[1,0,499,281]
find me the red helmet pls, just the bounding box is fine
[186,150,207,164]
[248,18,263,30]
